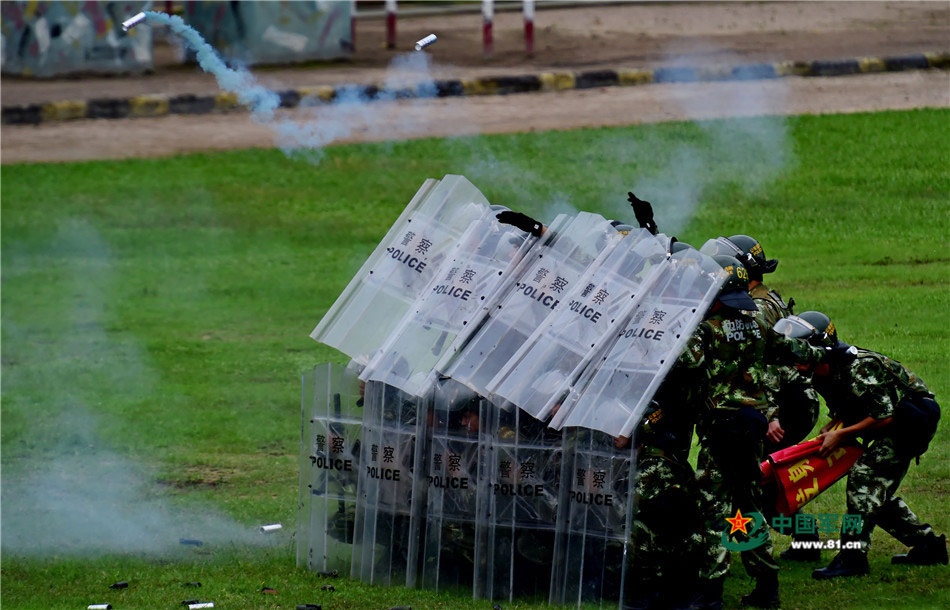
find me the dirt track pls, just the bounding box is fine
[2,1,948,164]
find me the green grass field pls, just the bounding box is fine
[2,108,948,609]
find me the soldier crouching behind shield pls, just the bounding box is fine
[773,311,947,580]
[620,364,703,610]
[680,256,828,610]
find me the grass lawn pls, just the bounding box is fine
[2,108,948,609]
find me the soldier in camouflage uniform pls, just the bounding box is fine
[704,235,824,561]
[773,311,947,579]
[681,256,827,609]
[702,235,820,453]
[623,364,702,609]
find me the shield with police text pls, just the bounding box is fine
[445,213,624,399]
[311,175,490,366]
[419,378,490,595]
[351,380,428,587]
[361,213,534,398]
[552,250,725,437]
[551,428,636,607]
[299,361,364,573]
[489,230,669,420]
[476,405,563,602]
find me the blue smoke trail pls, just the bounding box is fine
[142,11,441,162]
[143,11,280,122]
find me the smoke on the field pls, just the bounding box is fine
[444,45,792,236]
[148,11,444,163]
[0,219,270,556]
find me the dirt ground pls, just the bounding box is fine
[2,1,948,164]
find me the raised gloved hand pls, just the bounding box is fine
[627,191,658,235]
[496,210,543,237]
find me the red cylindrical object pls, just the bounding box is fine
[483,20,493,57]
[760,439,864,515]
[386,11,396,49]
[524,19,534,56]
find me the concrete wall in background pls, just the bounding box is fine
[184,0,353,66]
[1,1,153,77]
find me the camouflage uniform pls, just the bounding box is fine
[749,282,820,453]
[626,368,702,601]
[680,308,824,583]
[812,349,938,554]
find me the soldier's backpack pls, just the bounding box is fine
[892,394,941,464]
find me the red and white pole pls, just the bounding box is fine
[482,0,494,57]
[385,0,397,49]
[524,0,534,56]
[350,0,357,52]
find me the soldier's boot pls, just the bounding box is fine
[740,573,779,608]
[892,534,949,566]
[811,550,869,580]
[684,577,723,610]
[779,532,821,562]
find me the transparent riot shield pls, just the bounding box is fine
[489,230,669,420]
[351,380,428,587]
[311,175,490,365]
[445,212,624,398]
[551,250,726,437]
[361,213,535,398]
[418,378,488,596]
[550,429,636,608]
[476,404,563,603]
[298,361,363,574]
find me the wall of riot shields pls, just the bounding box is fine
[300,175,725,606]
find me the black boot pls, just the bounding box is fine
[740,572,779,608]
[892,534,949,566]
[812,550,869,580]
[780,532,821,562]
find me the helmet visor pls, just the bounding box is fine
[774,315,819,340]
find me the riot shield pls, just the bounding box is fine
[489,230,669,420]
[311,175,490,365]
[351,380,428,587]
[419,378,489,596]
[552,249,725,437]
[445,212,623,399]
[476,404,563,603]
[550,429,636,607]
[298,362,363,573]
[361,213,535,398]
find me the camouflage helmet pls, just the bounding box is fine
[712,255,757,311]
[774,310,838,347]
[706,234,778,276]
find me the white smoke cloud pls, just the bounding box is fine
[0,219,271,557]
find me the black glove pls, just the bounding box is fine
[826,341,858,368]
[627,191,658,235]
[496,211,543,238]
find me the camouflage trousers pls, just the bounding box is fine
[842,436,934,554]
[627,452,700,585]
[695,434,779,581]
